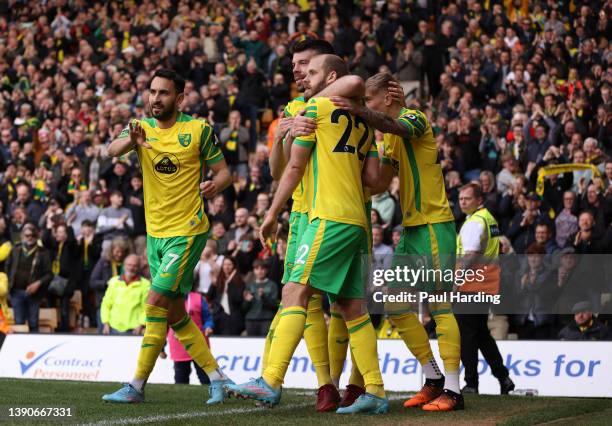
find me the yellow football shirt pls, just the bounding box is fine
[382,107,454,227]
[294,97,375,230]
[283,96,309,213]
[119,112,224,238]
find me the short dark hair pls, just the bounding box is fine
[81,219,95,228]
[253,259,268,269]
[149,68,185,94]
[291,38,335,56]
[459,182,483,200]
[526,243,546,255]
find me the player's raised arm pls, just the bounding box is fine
[107,120,152,157]
[330,96,415,140]
[317,75,365,99]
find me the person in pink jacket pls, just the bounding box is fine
[166,290,214,384]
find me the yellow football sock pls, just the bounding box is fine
[346,314,385,398]
[432,309,461,373]
[171,314,219,374]
[390,313,434,364]
[261,306,282,374]
[304,295,332,387]
[134,304,168,381]
[328,310,349,386]
[348,349,364,388]
[262,306,306,388]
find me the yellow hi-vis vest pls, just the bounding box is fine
[457,207,500,294]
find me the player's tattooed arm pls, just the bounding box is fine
[353,104,413,140]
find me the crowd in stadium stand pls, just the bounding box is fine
[0,0,611,343]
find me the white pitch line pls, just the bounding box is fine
[80,393,413,426]
[80,402,312,426]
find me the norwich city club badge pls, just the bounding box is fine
[178,133,192,147]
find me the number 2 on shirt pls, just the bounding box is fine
[331,109,369,160]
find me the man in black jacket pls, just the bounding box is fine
[558,301,609,340]
[6,223,52,332]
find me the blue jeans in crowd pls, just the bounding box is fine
[11,290,40,332]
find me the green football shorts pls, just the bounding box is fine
[391,220,457,294]
[289,218,367,302]
[282,211,309,284]
[147,232,209,299]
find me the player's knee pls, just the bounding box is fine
[335,298,364,321]
[146,289,172,309]
[282,281,310,307]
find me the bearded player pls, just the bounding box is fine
[102,69,234,405]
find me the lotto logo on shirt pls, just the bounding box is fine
[153,153,180,181]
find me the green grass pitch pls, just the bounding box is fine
[0,379,610,425]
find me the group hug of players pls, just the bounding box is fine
[101,38,466,414]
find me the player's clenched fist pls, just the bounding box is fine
[129,120,152,149]
[200,180,218,199]
[259,213,278,245]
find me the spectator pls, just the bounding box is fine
[269,73,291,112]
[570,211,606,253]
[534,222,558,255]
[227,208,251,251]
[210,221,230,255]
[194,240,223,296]
[496,154,519,196]
[371,224,393,271]
[207,195,234,230]
[96,190,134,248]
[372,191,395,226]
[555,191,579,247]
[76,220,100,328]
[65,190,100,236]
[512,243,557,339]
[507,192,544,253]
[208,257,245,336]
[90,237,129,331]
[100,254,149,335]
[243,260,278,336]
[479,171,501,218]
[395,40,423,82]
[43,223,78,332]
[252,193,270,226]
[10,182,44,225]
[125,173,145,238]
[558,301,609,341]
[166,283,214,385]
[6,223,52,332]
[219,111,250,179]
[57,166,88,207]
[236,166,266,212]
